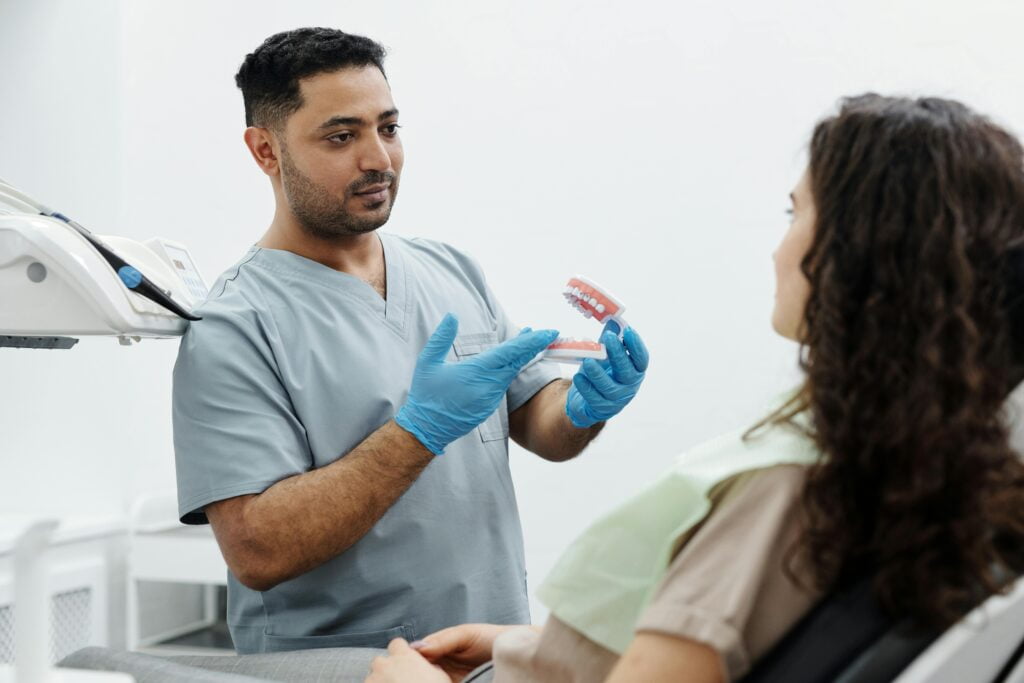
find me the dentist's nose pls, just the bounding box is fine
[358,132,392,173]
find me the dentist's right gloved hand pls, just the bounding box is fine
[395,314,559,455]
[565,325,649,428]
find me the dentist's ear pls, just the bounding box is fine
[243,127,281,177]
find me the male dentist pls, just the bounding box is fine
[172,27,649,654]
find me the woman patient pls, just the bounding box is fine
[369,94,1024,682]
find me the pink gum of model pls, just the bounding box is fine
[562,275,628,335]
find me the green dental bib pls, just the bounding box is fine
[536,420,821,654]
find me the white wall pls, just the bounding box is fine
[3,0,1024,622]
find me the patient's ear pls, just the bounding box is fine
[243,127,281,177]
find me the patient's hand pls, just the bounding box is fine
[412,623,519,682]
[366,638,448,683]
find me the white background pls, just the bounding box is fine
[2,0,1023,622]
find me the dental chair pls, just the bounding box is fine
[60,575,1024,683]
[743,574,1024,682]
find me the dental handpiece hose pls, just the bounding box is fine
[46,210,201,322]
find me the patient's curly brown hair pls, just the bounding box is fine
[769,94,1024,628]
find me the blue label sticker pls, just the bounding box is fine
[118,265,143,289]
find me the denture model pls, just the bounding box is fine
[542,338,609,363]
[539,275,629,364]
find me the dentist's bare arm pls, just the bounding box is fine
[510,379,604,462]
[204,419,433,592]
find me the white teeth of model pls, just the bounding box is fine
[584,311,593,318]
[596,304,606,313]
[589,297,598,306]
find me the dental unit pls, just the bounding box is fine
[0,178,207,348]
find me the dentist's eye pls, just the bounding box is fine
[328,132,354,144]
[382,123,402,137]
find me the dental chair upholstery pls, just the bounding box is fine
[741,576,938,682]
[744,574,1024,683]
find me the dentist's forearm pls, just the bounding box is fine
[205,420,434,591]
[510,379,604,462]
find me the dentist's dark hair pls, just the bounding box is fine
[756,94,1024,628]
[235,27,387,129]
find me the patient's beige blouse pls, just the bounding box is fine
[492,464,818,682]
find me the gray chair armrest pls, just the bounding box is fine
[59,647,269,682]
[165,648,383,683]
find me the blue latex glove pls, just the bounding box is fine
[395,313,559,454]
[565,325,650,428]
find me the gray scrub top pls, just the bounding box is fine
[172,232,562,654]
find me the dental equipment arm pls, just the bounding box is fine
[0,178,207,345]
[0,178,199,322]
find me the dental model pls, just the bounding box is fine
[539,275,628,364]
[542,338,608,363]
[561,275,628,336]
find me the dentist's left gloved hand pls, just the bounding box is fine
[565,325,650,428]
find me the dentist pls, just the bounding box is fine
[172,28,649,654]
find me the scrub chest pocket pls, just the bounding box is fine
[453,331,511,442]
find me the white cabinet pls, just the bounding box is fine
[0,517,124,666]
